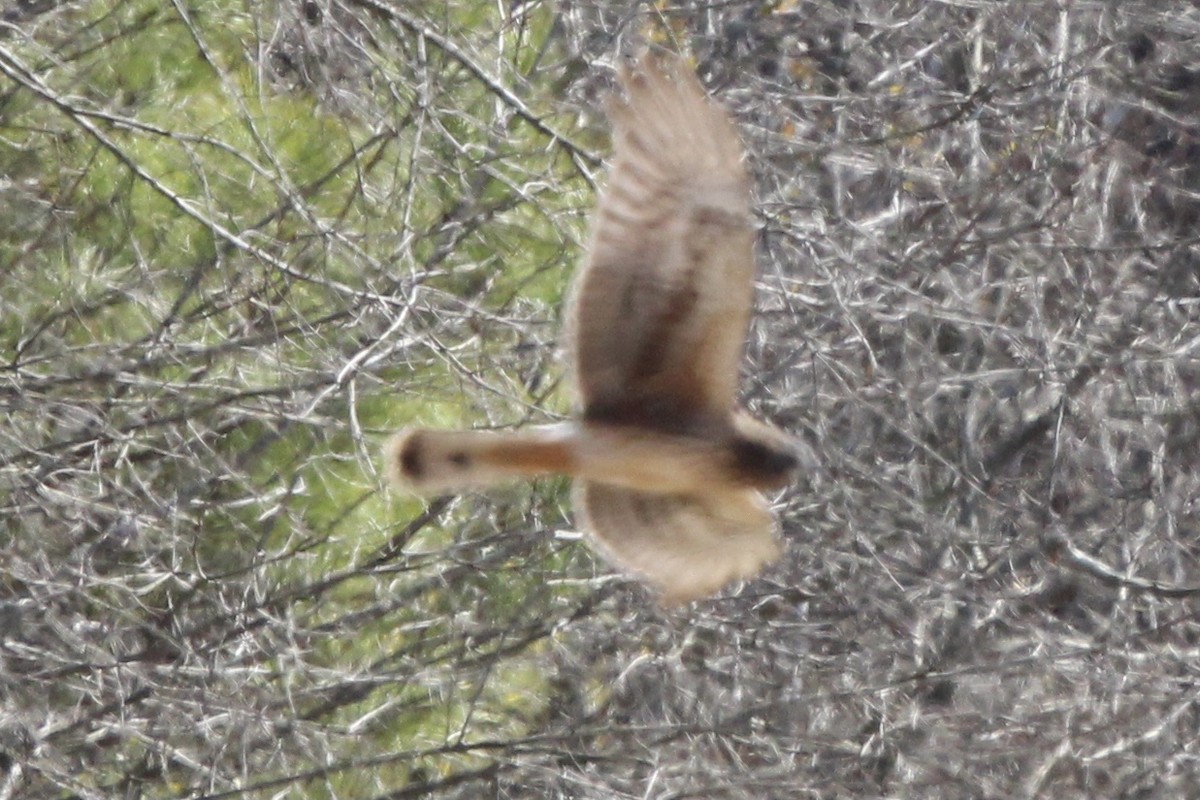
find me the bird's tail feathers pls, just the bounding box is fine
[385,426,574,494]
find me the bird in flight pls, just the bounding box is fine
[387,52,799,604]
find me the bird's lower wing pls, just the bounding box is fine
[574,482,781,605]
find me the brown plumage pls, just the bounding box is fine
[386,52,799,604]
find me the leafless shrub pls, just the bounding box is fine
[2,1,1199,798]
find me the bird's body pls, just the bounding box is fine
[387,52,799,604]
[391,414,796,496]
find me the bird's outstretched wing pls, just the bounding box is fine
[568,53,756,426]
[574,482,780,604]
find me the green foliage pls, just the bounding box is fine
[2,0,599,796]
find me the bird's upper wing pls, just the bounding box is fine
[567,53,756,425]
[574,482,780,605]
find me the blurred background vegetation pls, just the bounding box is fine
[2,1,1199,798]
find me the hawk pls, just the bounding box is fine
[387,52,799,604]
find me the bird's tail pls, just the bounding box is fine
[385,425,575,494]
